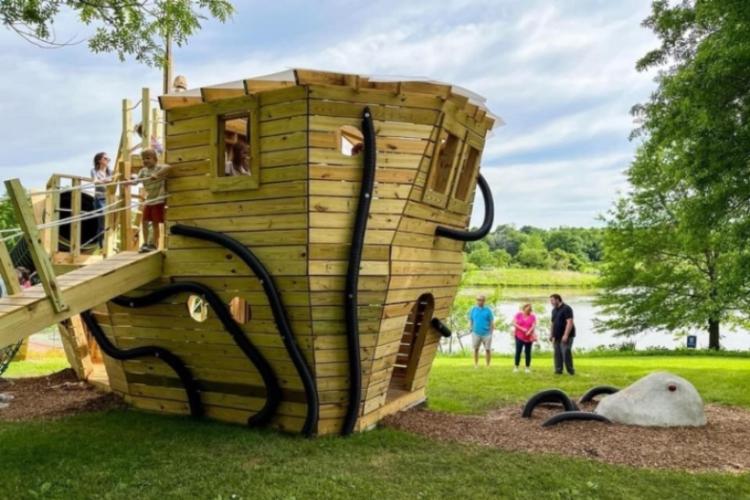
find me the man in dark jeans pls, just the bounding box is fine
[549,294,575,375]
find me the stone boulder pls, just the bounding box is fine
[595,372,706,427]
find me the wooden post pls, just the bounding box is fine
[70,178,81,258]
[121,98,133,161]
[0,237,21,295]
[103,182,117,257]
[5,179,68,312]
[152,107,163,161]
[46,175,60,254]
[121,98,134,251]
[141,87,151,151]
[163,32,173,95]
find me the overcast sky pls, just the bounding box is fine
[0,0,658,228]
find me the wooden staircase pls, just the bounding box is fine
[0,251,163,348]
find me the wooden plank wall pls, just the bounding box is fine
[306,85,451,432]
[103,86,315,433]
[99,83,491,435]
[354,96,492,426]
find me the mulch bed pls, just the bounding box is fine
[0,369,125,421]
[384,402,750,473]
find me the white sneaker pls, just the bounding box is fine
[525,367,531,374]
[513,367,519,373]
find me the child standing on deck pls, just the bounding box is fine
[131,149,170,253]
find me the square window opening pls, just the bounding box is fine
[427,132,461,195]
[454,146,481,202]
[218,113,252,177]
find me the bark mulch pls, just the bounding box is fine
[384,402,750,473]
[0,369,126,421]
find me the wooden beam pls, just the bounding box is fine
[201,87,244,102]
[243,80,294,95]
[159,95,202,110]
[0,237,21,295]
[121,98,133,160]
[70,178,81,258]
[4,178,68,313]
[0,251,163,348]
[103,181,117,257]
[141,87,151,151]
[46,175,60,254]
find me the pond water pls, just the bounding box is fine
[454,288,750,354]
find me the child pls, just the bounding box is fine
[132,149,171,252]
[130,122,164,155]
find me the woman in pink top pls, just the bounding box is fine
[513,303,537,373]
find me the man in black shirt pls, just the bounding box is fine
[549,293,575,375]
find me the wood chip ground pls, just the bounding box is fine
[384,402,750,473]
[0,369,125,421]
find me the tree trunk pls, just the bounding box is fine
[708,318,720,350]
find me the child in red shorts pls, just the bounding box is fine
[133,149,171,252]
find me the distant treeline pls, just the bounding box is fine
[464,224,603,272]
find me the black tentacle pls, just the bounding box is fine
[578,385,619,404]
[522,388,578,418]
[434,173,494,241]
[341,107,377,436]
[169,224,319,437]
[80,310,203,417]
[430,318,452,338]
[112,281,280,427]
[542,411,611,427]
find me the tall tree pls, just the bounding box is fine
[0,1,234,70]
[598,0,750,349]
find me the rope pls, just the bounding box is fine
[37,199,124,230]
[31,177,135,197]
[1,232,23,243]
[79,229,107,249]
[39,195,168,231]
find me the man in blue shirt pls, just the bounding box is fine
[469,294,494,367]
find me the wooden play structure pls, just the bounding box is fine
[0,69,498,436]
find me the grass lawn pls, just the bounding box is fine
[1,353,748,498]
[3,354,69,378]
[461,268,599,288]
[1,411,748,499]
[427,353,750,413]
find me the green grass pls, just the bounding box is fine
[0,411,747,499]
[427,353,750,414]
[462,267,600,288]
[3,355,69,378]
[1,353,748,498]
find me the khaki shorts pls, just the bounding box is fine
[472,333,492,351]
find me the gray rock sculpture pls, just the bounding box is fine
[595,372,706,427]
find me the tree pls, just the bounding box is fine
[0,197,16,231]
[467,241,494,269]
[598,0,750,349]
[485,224,528,257]
[491,248,512,268]
[0,1,234,67]
[515,235,550,269]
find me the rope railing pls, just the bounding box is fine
[0,194,168,244]
[30,177,137,197]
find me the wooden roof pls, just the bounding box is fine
[159,68,502,130]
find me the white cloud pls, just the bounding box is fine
[0,0,657,228]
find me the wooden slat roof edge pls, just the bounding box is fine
[160,68,502,129]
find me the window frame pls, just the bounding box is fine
[209,96,260,192]
[422,116,466,208]
[448,133,484,214]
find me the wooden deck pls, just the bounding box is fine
[0,251,163,348]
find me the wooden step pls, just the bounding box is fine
[0,251,163,348]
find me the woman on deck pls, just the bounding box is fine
[513,303,537,373]
[91,152,113,248]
